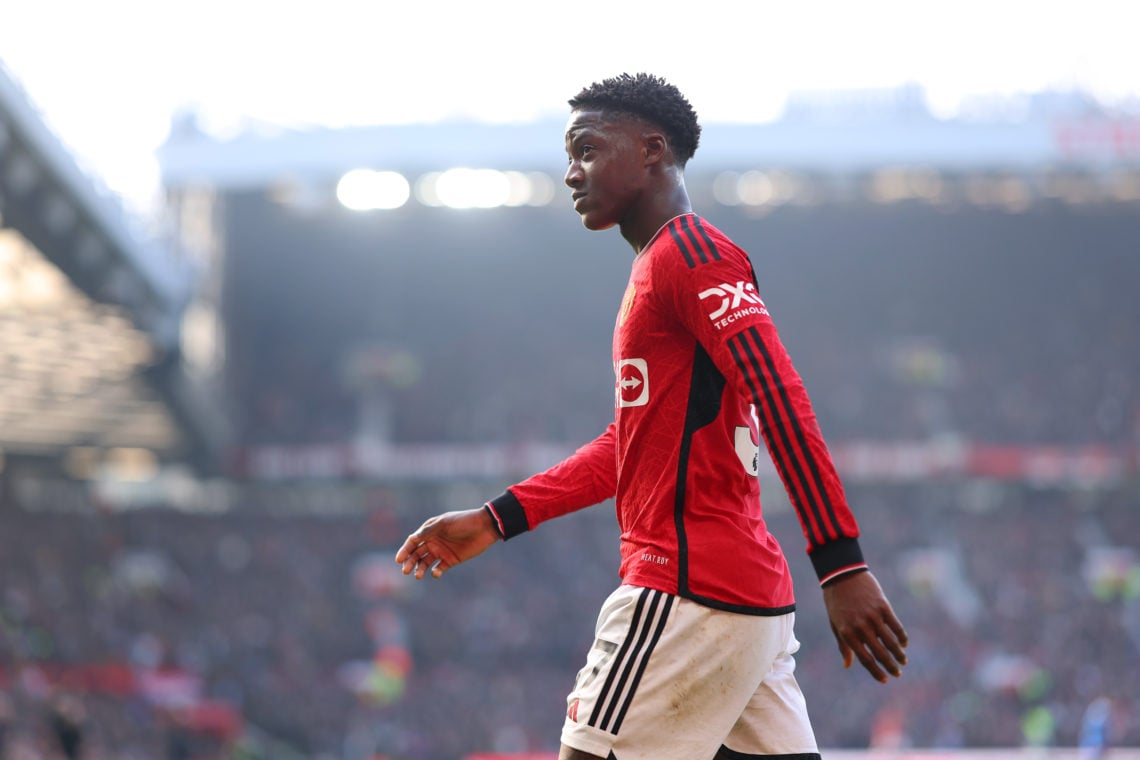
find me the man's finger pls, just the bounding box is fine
[866,635,902,678]
[395,532,428,564]
[886,612,909,650]
[831,623,854,669]
[394,537,416,564]
[848,628,889,683]
[837,637,853,669]
[401,556,416,576]
[879,622,908,667]
[850,619,903,679]
[850,640,887,683]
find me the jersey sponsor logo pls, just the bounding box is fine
[698,280,769,330]
[615,358,649,407]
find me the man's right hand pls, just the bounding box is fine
[395,507,501,579]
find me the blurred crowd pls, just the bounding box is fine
[0,480,1136,759]
[0,506,375,759]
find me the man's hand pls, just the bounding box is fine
[394,507,501,579]
[822,570,909,683]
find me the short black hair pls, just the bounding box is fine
[569,73,701,165]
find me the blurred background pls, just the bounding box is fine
[0,2,1138,758]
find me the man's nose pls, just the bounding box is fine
[565,161,583,187]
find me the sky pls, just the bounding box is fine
[2,0,1139,214]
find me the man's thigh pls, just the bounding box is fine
[719,642,820,758]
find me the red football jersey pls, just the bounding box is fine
[489,214,866,613]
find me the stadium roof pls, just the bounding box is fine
[158,86,1140,191]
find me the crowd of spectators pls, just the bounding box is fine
[0,504,375,758]
[0,479,1136,759]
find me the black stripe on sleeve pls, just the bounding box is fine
[742,326,843,541]
[728,333,826,548]
[679,215,712,265]
[688,215,722,262]
[667,219,699,268]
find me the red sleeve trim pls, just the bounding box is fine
[482,503,506,540]
[819,563,870,587]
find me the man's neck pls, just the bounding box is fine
[620,181,693,255]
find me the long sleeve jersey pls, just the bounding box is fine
[488,214,866,613]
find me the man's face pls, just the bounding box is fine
[563,108,648,231]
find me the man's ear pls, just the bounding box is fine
[643,132,668,166]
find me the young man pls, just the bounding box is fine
[396,73,908,760]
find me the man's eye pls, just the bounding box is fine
[567,145,594,163]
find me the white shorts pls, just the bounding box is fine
[561,585,820,760]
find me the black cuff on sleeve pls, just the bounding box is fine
[809,537,867,585]
[487,490,530,540]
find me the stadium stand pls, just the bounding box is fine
[0,62,226,474]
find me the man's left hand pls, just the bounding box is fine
[822,570,908,683]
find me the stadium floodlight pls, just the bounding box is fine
[414,172,443,207]
[713,172,742,206]
[524,172,557,207]
[503,171,533,207]
[336,169,410,211]
[501,171,558,207]
[737,170,775,206]
[434,168,511,209]
[416,170,556,209]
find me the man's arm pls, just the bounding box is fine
[725,319,908,681]
[394,424,618,578]
[485,422,617,539]
[724,321,865,580]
